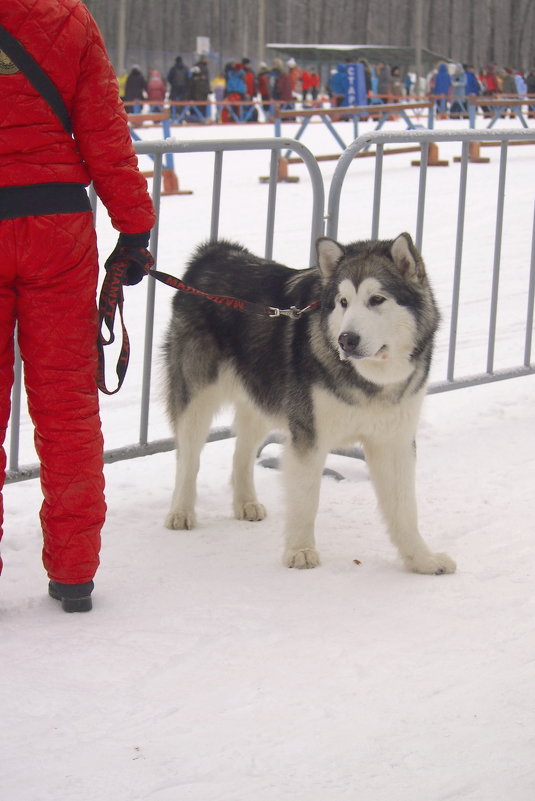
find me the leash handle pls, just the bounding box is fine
[97,264,130,395]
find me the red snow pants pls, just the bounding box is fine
[0,212,106,583]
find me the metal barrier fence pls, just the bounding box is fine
[5,129,535,482]
[127,95,535,127]
[325,127,535,393]
[6,137,324,483]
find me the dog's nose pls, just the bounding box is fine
[338,332,360,353]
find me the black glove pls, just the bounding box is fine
[104,232,155,286]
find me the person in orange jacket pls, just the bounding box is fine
[0,0,156,612]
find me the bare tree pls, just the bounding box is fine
[84,0,535,75]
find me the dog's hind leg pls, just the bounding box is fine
[165,384,221,531]
[364,436,456,575]
[282,443,327,569]
[231,401,269,522]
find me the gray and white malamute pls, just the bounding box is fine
[163,234,456,575]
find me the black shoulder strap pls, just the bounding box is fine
[0,24,72,134]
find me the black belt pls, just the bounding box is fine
[0,182,91,220]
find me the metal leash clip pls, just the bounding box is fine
[268,306,304,319]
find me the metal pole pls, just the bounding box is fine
[258,0,266,66]
[219,0,224,72]
[210,150,223,242]
[139,153,163,446]
[415,0,423,97]
[524,200,535,367]
[448,140,469,383]
[486,142,508,374]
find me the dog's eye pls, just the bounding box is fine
[339,297,348,308]
[369,295,386,307]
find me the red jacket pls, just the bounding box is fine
[147,71,166,103]
[0,0,155,234]
[243,68,255,98]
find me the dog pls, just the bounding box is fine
[163,234,456,575]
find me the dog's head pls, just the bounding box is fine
[316,233,439,386]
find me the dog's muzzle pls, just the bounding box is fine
[338,331,360,355]
[338,332,388,361]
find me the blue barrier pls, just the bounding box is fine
[128,111,174,171]
[467,95,530,129]
[273,101,435,160]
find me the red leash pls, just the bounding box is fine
[97,263,130,395]
[146,265,322,319]
[97,263,321,394]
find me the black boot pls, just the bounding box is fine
[48,580,94,613]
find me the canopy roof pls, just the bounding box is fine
[266,43,451,71]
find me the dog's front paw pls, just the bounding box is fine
[234,501,266,522]
[283,548,321,569]
[405,551,456,575]
[165,510,196,530]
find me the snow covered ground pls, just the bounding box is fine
[2,116,534,801]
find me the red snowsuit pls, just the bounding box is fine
[0,0,156,583]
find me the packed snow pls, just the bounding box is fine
[2,115,534,801]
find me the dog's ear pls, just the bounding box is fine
[391,233,426,282]
[316,237,345,277]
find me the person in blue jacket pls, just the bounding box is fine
[225,62,246,98]
[329,64,348,108]
[432,62,452,117]
[465,65,482,96]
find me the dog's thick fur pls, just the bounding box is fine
[163,235,455,574]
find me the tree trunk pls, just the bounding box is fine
[84,0,534,78]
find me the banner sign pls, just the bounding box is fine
[344,62,367,106]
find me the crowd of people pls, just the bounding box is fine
[424,61,535,118]
[120,56,321,122]
[329,58,535,118]
[119,56,535,123]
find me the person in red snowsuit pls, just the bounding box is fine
[0,0,156,611]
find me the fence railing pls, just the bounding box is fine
[5,128,535,482]
[326,127,535,393]
[126,95,535,126]
[6,137,325,483]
